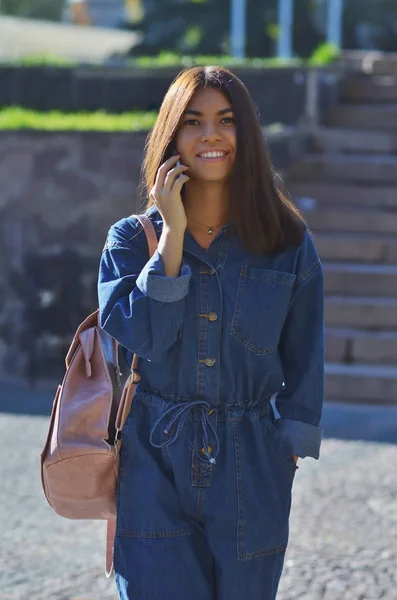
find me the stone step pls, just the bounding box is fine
[308,127,397,154]
[287,181,397,209]
[290,153,397,184]
[325,363,397,405]
[339,74,397,103]
[326,328,397,365]
[325,296,397,330]
[314,232,397,264]
[323,262,397,296]
[326,104,397,130]
[303,207,397,235]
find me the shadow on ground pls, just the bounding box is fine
[1,378,396,445]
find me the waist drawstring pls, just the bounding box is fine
[149,400,220,465]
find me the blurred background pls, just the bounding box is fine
[0,2,396,599]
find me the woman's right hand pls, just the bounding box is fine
[149,155,190,232]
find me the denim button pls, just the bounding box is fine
[204,357,216,367]
[201,445,212,455]
[208,312,218,322]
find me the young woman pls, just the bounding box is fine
[98,65,324,600]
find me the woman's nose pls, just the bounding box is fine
[201,127,221,142]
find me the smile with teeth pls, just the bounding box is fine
[198,151,228,161]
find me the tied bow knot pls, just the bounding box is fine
[149,400,219,465]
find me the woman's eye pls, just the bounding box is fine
[183,117,235,126]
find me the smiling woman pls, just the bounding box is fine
[98,65,324,600]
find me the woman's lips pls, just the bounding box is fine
[196,152,229,163]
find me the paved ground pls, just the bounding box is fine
[1,379,396,600]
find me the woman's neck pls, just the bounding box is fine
[182,180,231,227]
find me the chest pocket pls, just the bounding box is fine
[230,266,296,355]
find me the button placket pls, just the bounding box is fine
[192,419,213,488]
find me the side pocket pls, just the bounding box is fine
[233,417,293,561]
[264,415,297,470]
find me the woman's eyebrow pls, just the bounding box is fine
[183,108,234,116]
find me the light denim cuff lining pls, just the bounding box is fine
[136,250,192,303]
[274,418,323,459]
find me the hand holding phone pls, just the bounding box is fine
[150,154,189,231]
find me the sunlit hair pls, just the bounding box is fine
[139,65,306,254]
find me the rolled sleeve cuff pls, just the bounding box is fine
[136,249,191,303]
[274,418,323,459]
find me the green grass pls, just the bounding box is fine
[126,52,303,69]
[0,107,158,131]
[1,44,340,69]
[0,107,287,133]
[1,53,78,67]
[1,52,304,69]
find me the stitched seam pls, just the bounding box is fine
[239,543,288,560]
[240,265,296,286]
[242,273,295,286]
[295,258,321,287]
[230,330,276,355]
[117,528,191,539]
[233,422,245,559]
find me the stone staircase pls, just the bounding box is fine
[286,62,397,405]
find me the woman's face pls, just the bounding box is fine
[174,87,236,183]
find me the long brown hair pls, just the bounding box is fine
[139,65,306,254]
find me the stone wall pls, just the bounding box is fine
[0,131,146,382]
[0,130,292,381]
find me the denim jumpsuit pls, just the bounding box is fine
[98,204,324,600]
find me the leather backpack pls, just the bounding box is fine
[40,214,158,577]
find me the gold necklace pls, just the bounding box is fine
[186,214,229,235]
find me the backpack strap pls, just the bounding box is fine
[106,519,116,578]
[106,212,158,579]
[136,213,158,258]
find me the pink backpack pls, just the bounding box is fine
[40,214,158,577]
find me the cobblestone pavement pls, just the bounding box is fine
[1,384,396,600]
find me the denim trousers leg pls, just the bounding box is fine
[114,527,216,600]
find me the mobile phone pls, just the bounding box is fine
[171,142,181,168]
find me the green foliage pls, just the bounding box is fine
[266,24,279,42]
[2,48,341,69]
[183,26,203,51]
[0,106,283,133]
[126,52,302,68]
[308,43,341,66]
[0,107,157,131]
[1,54,77,67]
[1,46,340,70]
